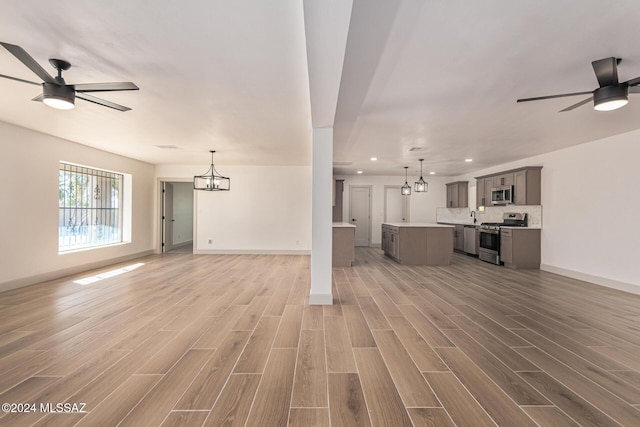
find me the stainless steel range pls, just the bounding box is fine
[478,212,527,265]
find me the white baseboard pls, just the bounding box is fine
[0,250,155,294]
[193,249,311,255]
[309,292,333,305]
[540,264,640,296]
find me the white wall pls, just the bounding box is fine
[335,174,450,245]
[454,129,640,292]
[156,165,312,253]
[0,121,156,292]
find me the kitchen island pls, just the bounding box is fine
[333,223,356,267]
[382,223,454,265]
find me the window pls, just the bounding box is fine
[59,162,124,252]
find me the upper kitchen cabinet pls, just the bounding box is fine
[476,177,493,208]
[446,181,468,208]
[492,173,514,187]
[513,168,542,205]
[476,166,542,207]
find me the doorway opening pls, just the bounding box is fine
[384,185,410,223]
[160,180,194,253]
[349,185,372,247]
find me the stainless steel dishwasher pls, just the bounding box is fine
[463,225,477,255]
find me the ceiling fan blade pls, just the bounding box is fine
[592,57,619,87]
[31,94,44,102]
[74,82,139,92]
[0,42,56,84]
[0,73,41,86]
[517,91,593,103]
[624,76,640,87]
[76,92,131,112]
[559,97,593,112]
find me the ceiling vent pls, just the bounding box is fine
[409,146,424,152]
[154,145,181,150]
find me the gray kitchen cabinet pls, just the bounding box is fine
[445,181,468,208]
[500,230,513,264]
[333,179,344,222]
[476,177,493,208]
[381,226,390,254]
[454,224,464,252]
[476,166,542,206]
[500,227,540,269]
[382,223,454,265]
[333,224,355,267]
[381,225,399,259]
[513,168,542,205]
[493,173,514,187]
[476,178,485,208]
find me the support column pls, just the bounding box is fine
[310,127,333,305]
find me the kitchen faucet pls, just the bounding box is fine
[470,210,477,223]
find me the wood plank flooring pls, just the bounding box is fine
[1,248,640,426]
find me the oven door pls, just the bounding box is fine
[479,230,499,252]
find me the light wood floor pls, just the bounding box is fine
[1,248,639,426]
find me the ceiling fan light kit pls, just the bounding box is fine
[42,82,75,110]
[0,41,138,112]
[414,158,428,192]
[517,56,640,112]
[194,150,230,191]
[593,85,628,111]
[401,166,411,195]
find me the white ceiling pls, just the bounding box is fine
[2,0,640,176]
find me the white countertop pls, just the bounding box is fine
[500,226,542,230]
[437,220,476,225]
[333,222,356,228]
[383,222,454,228]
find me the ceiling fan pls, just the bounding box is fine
[517,57,640,112]
[0,41,138,112]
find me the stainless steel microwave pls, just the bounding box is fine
[491,185,513,205]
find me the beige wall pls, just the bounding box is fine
[156,164,312,253]
[0,121,156,292]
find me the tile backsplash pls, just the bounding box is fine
[436,205,543,228]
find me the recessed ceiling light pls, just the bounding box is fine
[154,144,181,150]
[370,157,377,161]
[357,170,363,174]
[465,158,473,162]
[429,171,435,175]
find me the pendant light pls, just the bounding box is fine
[414,158,428,192]
[193,150,230,191]
[401,166,411,195]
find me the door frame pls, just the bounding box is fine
[157,177,194,254]
[348,185,372,247]
[163,182,175,253]
[383,185,410,223]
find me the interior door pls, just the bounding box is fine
[349,186,371,247]
[384,186,410,223]
[162,182,174,252]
